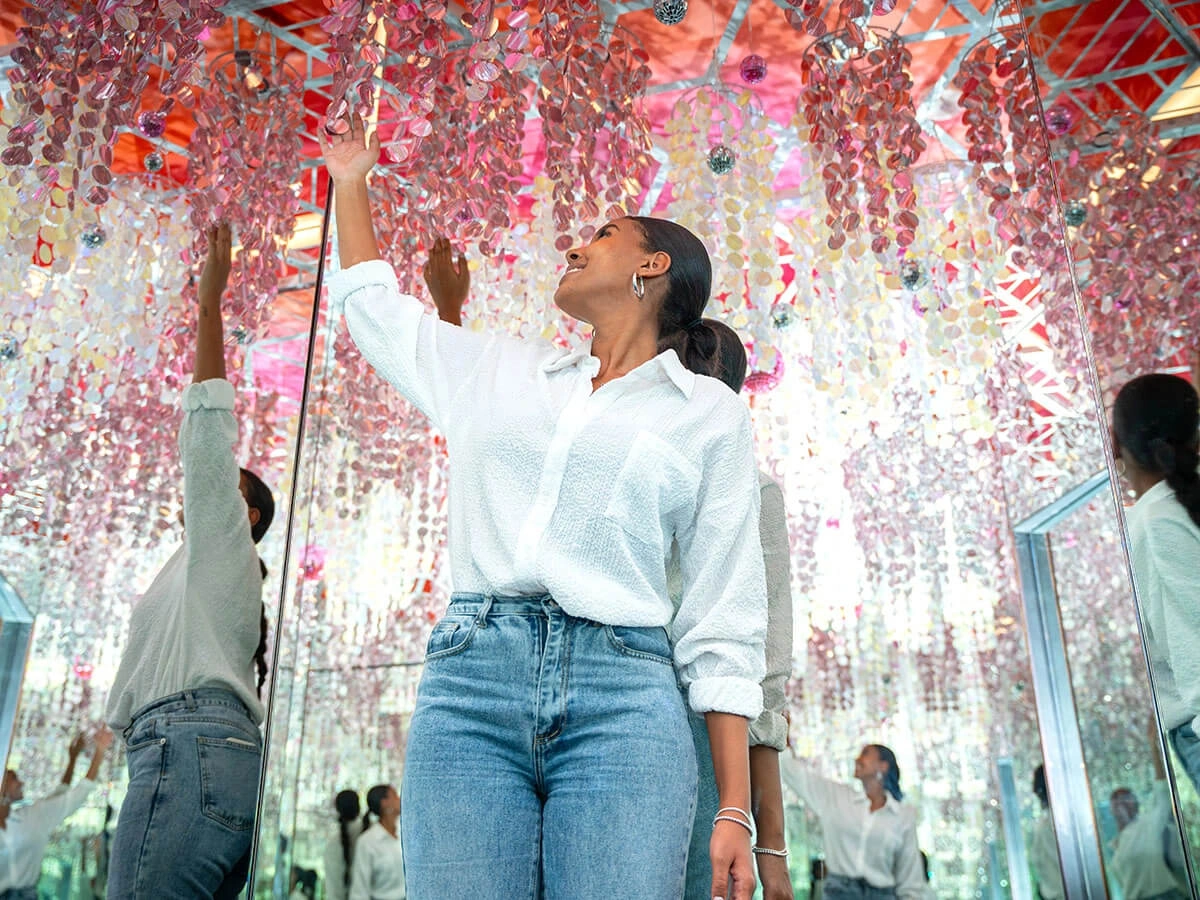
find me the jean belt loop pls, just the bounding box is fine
[184,690,197,711]
[476,594,493,628]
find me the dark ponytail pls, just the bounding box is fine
[628,216,717,377]
[363,784,390,833]
[870,744,904,802]
[334,790,360,887]
[1113,374,1200,529]
[254,559,269,699]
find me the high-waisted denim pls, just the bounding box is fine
[823,874,898,899]
[106,688,262,900]
[401,593,698,899]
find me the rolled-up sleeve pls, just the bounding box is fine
[749,475,793,750]
[328,260,495,430]
[672,402,767,718]
[180,379,249,559]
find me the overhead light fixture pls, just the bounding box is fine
[1152,64,1200,121]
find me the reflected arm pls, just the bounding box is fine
[194,224,231,384]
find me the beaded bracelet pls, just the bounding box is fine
[752,846,789,857]
[713,815,754,835]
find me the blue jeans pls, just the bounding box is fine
[107,689,262,899]
[0,889,38,900]
[1169,722,1200,794]
[684,712,720,900]
[401,593,698,899]
[823,874,897,899]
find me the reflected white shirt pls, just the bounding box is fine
[105,379,264,730]
[1126,479,1200,732]
[786,764,924,898]
[349,824,405,900]
[1030,812,1064,900]
[323,819,364,900]
[1109,781,1188,899]
[330,260,768,717]
[0,779,95,890]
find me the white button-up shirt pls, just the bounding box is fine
[330,260,768,717]
[786,763,925,898]
[349,824,405,900]
[323,819,364,900]
[0,779,96,891]
[1109,781,1189,900]
[1126,479,1200,732]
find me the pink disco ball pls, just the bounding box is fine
[739,54,768,84]
[1044,103,1075,136]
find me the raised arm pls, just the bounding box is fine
[85,728,113,783]
[317,114,382,270]
[194,223,231,383]
[60,732,86,785]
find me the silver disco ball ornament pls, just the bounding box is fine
[0,335,18,361]
[143,151,165,173]
[900,259,926,290]
[771,303,797,330]
[654,0,688,25]
[1063,200,1087,228]
[80,223,106,249]
[707,144,736,175]
[231,325,250,345]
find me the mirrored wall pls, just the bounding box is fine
[2,0,1190,898]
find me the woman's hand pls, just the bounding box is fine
[317,113,379,184]
[710,820,756,900]
[423,237,469,325]
[755,853,794,900]
[197,223,232,304]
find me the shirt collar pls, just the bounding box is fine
[540,341,696,399]
[1134,479,1174,508]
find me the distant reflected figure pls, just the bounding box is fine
[0,729,112,900]
[1109,780,1188,900]
[350,785,405,900]
[1029,765,1064,900]
[1112,374,1200,790]
[788,745,925,899]
[323,790,363,900]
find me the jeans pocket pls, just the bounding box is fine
[604,624,674,665]
[197,736,261,832]
[425,614,479,662]
[125,719,160,751]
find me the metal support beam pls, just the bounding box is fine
[1012,469,1112,900]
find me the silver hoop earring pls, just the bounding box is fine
[1115,457,1127,478]
[632,272,645,300]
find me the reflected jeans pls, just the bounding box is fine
[684,711,721,900]
[823,875,898,899]
[0,889,38,900]
[401,594,698,899]
[1169,722,1200,794]
[107,689,262,900]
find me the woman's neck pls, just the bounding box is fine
[589,326,660,390]
[860,779,888,811]
[1128,467,1165,500]
[379,814,399,837]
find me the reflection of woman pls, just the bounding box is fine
[350,785,404,900]
[676,321,795,900]
[1029,765,1064,900]
[322,790,363,900]
[789,745,925,899]
[104,225,276,898]
[1112,374,1200,790]
[319,118,767,899]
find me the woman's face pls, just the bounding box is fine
[383,786,401,818]
[853,745,880,780]
[553,218,649,324]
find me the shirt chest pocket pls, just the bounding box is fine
[604,431,701,549]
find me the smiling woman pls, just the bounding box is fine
[318,114,768,900]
